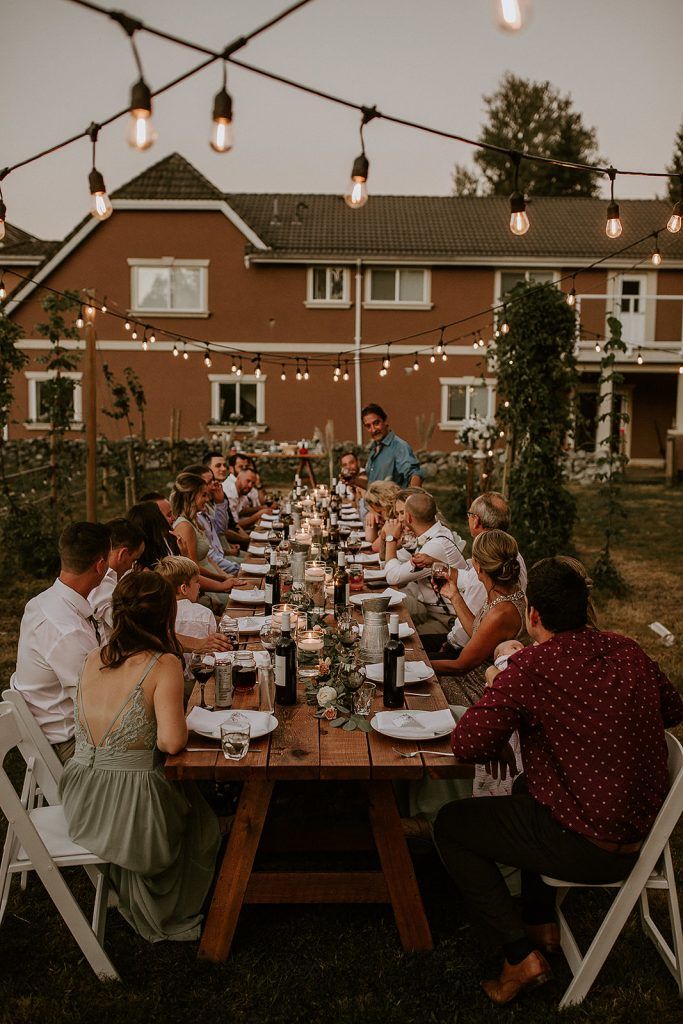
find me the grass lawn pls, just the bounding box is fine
[0,483,682,1024]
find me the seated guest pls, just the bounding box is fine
[441,492,527,659]
[363,480,401,553]
[139,491,175,529]
[392,488,465,552]
[203,453,250,550]
[227,451,251,476]
[127,500,181,568]
[12,522,111,763]
[156,555,216,641]
[362,403,424,488]
[59,571,220,942]
[195,472,241,575]
[432,530,526,705]
[338,451,364,504]
[170,472,245,608]
[434,558,683,1004]
[223,468,267,530]
[88,518,145,639]
[383,491,467,639]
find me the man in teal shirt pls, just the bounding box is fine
[362,403,424,488]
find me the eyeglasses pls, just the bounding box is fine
[466,511,477,518]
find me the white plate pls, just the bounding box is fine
[187,707,278,741]
[341,521,364,529]
[365,660,433,683]
[251,531,270,541]
[241,563,268,576]
[359,620,413,639]
[370,709,455,741]
[230,588,265,605]
[349,590,405,608]
[247,544,267,556]
[234,615,269,634]
[360,541,373,550]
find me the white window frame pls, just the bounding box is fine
[364,267,432,309]
[439,376,496,431]
[305,266,351,308]
[208,374,266,425]
[128,257,209,317]
[25,370,83,431]
[494,268,560,304]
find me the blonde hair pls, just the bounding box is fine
[472,529,520,586]
[365,480,401,518]
[555,555,599,629]
[170,472,207,524]
[156,555,200,592]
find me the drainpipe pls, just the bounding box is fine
[354,258,363,445]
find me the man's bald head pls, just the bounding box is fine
[470,491,510,532]
[405,491,437,526]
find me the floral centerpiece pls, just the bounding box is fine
[304,629,373,732]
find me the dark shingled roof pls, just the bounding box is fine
[0,222,59,260]
[112,152,224,201]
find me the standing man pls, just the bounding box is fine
[361,404,424,488]
[12,522,111,763]
[434,558,683,1004]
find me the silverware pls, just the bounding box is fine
[392,747,456,758]
[404,692,432,697]
[184,746,262,752]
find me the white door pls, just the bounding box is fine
[618,275,647,345]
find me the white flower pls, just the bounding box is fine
[317,685,338,707]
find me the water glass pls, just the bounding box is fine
[259,621,282,663]
[348,565,364,592]
[352,680,376,717]
[218,614,240,650]
[232,651,257,692]
[220,714,251,760]
[258,664,275,714]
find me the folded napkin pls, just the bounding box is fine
[350,552,380,564]
[241,563,268,576]
[363,567,387,581]
[247,544,267,555]
[251,530,269,541]
[214,649,271,665]
[373,709,455,737]
[230,588,265,604]
[366,661,433,683]
[186,706,273,740]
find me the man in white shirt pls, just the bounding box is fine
[223,469,267,530]
[383,491,467,640]
[11,522,112,763]
[88,518,145,639]
[443,491,527,655]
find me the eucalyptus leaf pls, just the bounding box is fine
[342,719,357,731]
[329,716,346,728]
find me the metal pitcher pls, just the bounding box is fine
[359,597,391,664]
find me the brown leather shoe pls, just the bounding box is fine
[526,922,561,954]
[481,951,552,1004]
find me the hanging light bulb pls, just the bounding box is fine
[667,176,683,233]
[605,167,622,238]
[441,350,448,362]
[494,0,529,33]
[0,276,5,301]
[124,320,131,331]
[255,354,262,378]
[142,334,148,352]
[76,308,84,329]
[204,346,212,368]
[636,348,643,365]
[344,108,377,209]
[210,62,234,153]
[183,344,189,361]
[472,337,479,351]
[172,343,179,358]
[595,342,601,353]
[131,328,138,341]
[149,331,156,344]
[382,346,391,370]
[500,307,510,334]
[89,168,113,221]
[436,328,445,355]
[413,353,419,371]
[342,361,350,382]
[295,359,302,381]
[231,360,238,373]
[429,350,436,364]
[0,194,6,242]
[567,277,577,306]
[127,76,157,150]
[101,298,108,314]
[509,153,530,235]
[379,365,387,377]
[280,365,287,381]
[651,233,662,266]
[303,359,310,381]
[236,358,243,377]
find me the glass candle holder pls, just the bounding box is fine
[305,560,327,612]
[296,627,325,678]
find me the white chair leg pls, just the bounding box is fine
[639,845,683,994]
[91,867,109,946]
[558,884,640,1009]
[0,827,16,927]
[556,889,583,977]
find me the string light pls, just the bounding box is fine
[667,175,683,233]
[204,345,212,367]
[101,298,108,313]
[149,330,156,344]
[236,357,243,376]
[172,342,179,357]
[636,348,643,365]
[295,359,302,381]
[255,353,262,377]
[183,343,189,360]
[303,358,310,380]
[509,153,530,236]
[142,331,148,352]
[124,320,131,331]
[119,18,157,151]
[75,307,84,329]
[605,167,622,239]
[436,327,445,355]
[382,345,391,370]
[344,107,377,210]
[131,328,138,340]
[280,364,287,381]
[412,353,419,371]
[86,123,112,221]
[342,360,350,381]
[566,277,577,306]
[441,348,448,362]
[211,61,234,153]
[0,275,5,301]
[494,0,527,32]
[651,232,662,266]
[500,307,510,334]
[595,341,601,353]
[429,350,436,364]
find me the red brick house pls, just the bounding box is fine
[4,153,683,464]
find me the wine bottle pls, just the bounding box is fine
[383,612,405,708]
[333,551,350,611]
[264,550,280,615]
[275,612,297,706]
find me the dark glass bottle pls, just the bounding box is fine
[333,551,350,611]
[383,612,405,708]
[274,612,297,706]
[264,551,280,616]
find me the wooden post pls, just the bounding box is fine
[83,316,97,521]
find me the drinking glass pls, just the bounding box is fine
[402,532,418,553]
[297,627,326,679]
[278,571,293,596]
[346,531,363,561]
[267,529,282,550]
[189,652,215,710]
[257,664,276,714]
[337,616,360,649]
[218,614,240,650]
[259,621,282,664]
[232,651,257,692]
[348,565,364,592]
[431,561,450,597]
[305,560,327,613]
[220,714,251,760]
[352,680,376,717]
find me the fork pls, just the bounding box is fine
[392,747,456,757]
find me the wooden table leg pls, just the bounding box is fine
[198,778,274,962]
[367,781,433,952]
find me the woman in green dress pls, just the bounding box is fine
[59,571,220,943]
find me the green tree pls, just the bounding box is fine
[0,310,28,502]
[451,164,480,197]
[457,72,605,197]
[666,120,683,203]
[492,281,578,563]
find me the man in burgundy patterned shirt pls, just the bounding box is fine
[434,557,683,1004]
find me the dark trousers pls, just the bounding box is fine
[434,784,638,949]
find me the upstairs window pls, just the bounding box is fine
[366,268,430,306]
[129,258,209,315]
[26,371,83,428]
[498,269,556,300]
[307,266,349,305]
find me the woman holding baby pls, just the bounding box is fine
[431,530,526,707]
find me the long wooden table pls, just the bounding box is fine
[165,538,472,963]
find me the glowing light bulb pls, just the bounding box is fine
[567,288,576,307]
[76,311,84,329]
[667,203,682,233]
[124,321,131,331]
[509,192,530,235]
[605,201,622,238]
[142,338,148,352]
[296,369,302,381]
[637,351,643,365]
[101,302,107,313]
[183,348,189,361]
[494,0,527,32]
[652,249,662,267]
[413,355,419,371]
[255,367,262,378]
[0,281,5,301]
[127,79,157,151]
[131,329,138,341]
[379,367,387,377]
[382,355,390,369]
[441,352,447,362]
[281,367,287,381]
[429,351,436,364]
[303,363,310,380]
[149,332,156,344]
[211,86,234,153]
[235,363,242,376]
[173,344,179,358]
[595,343,601,353]
[343,370,350,381]
[344,153,369,210]
[88,169,112,220]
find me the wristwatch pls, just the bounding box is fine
[385,534,396,543]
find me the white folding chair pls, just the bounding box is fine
[0,704,119,981]
[542,731,683,1009]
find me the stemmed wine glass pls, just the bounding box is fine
[259,621,282,664]
[346,530,362,562]
[431,562,450,604]
[189,652,216,710]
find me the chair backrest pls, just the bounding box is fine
[1,689,63,805]
[638,732,683,867]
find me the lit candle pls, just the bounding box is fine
[297,631,324,654]
[271,603,296,629]
[295,532,312,546]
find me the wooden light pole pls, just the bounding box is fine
[83,308,97,521]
